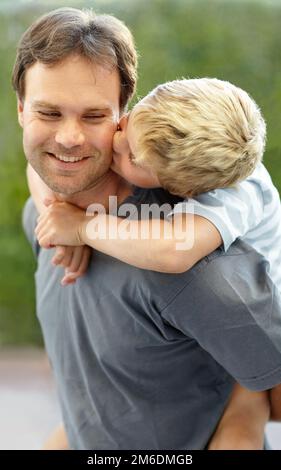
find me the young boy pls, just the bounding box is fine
[30,78,280,449]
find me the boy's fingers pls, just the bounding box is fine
[35,220,48,238]
[36,212,48,226]
[62,248,92,284]
[65,246,84,273]
[34,222,42,235]
[58,247,74,268]
[62,272,77,281]
[51,246,66,265]
[38,235,53,249]
[81,247,92,272]
[35,226,46,240]
[60,275,76,286]
[76,246,92,276]
[61,268,84,285]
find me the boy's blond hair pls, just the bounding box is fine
[131,78,266,197]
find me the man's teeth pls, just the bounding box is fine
[54,154,86,163]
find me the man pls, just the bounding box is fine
[13,8,281,449]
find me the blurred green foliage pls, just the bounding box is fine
[0,0,281,344]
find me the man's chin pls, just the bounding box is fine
[41,177,88,197]
[42,170,117,197]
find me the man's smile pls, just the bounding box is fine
[45,151,90,170]
[47,152,89,162]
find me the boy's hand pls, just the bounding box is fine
[52,245,92,286]
[35,200,88,248]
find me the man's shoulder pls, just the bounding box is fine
[185,239,271,303]
[203,238,265,266]
[123,187,183,209]
[160,238,277,347]
[158,239,272,318]
[22,196,40,257]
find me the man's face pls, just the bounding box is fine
[18,55,120,195]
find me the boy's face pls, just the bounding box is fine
[111,109,160,188]
[17,54,120,196]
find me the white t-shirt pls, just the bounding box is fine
[170,163,281,290]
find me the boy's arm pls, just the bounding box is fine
[208,383,270,450]
[26,163,55,215]
[36,204,222,272]
[79,212,222,273]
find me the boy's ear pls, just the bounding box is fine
[17,98,24,128]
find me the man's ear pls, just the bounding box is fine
[118,114,128,131]
[17,97,24,127]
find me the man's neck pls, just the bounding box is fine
[53,170,133,212]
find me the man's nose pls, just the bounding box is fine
[55,120,85,148]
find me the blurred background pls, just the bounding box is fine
[0,0,280,449]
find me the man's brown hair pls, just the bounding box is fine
[12,7,138,112]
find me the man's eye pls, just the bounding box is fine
[84,115,105,120]
[38,111,60,118]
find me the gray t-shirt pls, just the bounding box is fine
[23,188,281,450]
